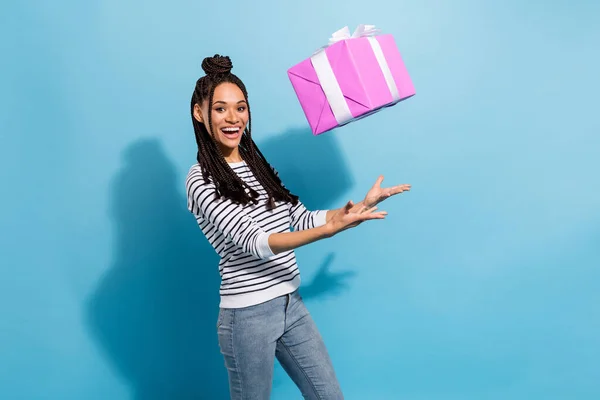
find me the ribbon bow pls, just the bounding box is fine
[313,24,381,55]
[328,24,381,45]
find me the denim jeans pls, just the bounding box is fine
[217,290,344,399]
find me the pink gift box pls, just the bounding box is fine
[288,27,415,135]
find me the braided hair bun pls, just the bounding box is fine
[201,54,233,76]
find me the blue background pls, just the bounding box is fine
[2,0,599,399]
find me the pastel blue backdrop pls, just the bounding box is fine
[2,0,599,399]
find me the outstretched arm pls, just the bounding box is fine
[269,200,385,255]
[188,170,386,259]
[325,201,365,222]
[287,175,411,253]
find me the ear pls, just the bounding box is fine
[193,103,204,123]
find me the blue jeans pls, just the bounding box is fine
[217,290,344,399]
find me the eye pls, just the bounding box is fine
[237,106,246,112]
[214,107,225,112]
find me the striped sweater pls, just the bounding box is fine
[185,161,328,308]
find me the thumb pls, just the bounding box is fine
[344,200,354,213]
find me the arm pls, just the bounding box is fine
[271,173,411,255]
[270,200,385,255]
[268,223,333,255]
[289,200,329,231]
[288,196,365,228]
[325,201,365,222]
[187,170,377,259]
[187,171,274,259]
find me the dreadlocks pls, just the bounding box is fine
[190,54,299,209]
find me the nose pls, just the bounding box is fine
[225,108,239,124]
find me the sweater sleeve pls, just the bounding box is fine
[186,169,275,259]
[270,165,329,231]
[289,201,328,231]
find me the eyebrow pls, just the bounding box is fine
[213,100,247,105]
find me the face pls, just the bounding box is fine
[193,82,249,157]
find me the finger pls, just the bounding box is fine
[375,208,386,216]
[375,175,384,188]
[346,211,387,228]
[362,205,378,214]
[390,184,411,195]
[356,204,369,214]
[344,200,354,213]
[361,211,387,220]
[359,209,387,219]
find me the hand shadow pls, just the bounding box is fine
[300,254,356,301]
[258,127,354,211]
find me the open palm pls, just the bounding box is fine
[364,175,411,208]
[329,200,386,235]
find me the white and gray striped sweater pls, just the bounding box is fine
[186,161,327,308]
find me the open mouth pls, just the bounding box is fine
[220,126,241,140]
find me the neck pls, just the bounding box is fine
[221,145,243,163]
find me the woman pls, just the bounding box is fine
[185,55,410,400]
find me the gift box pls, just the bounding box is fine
[288,25,415,135]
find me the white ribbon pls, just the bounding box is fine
[310,50,354,124]
[367,37,401,102]
[310,24,400,125]
[330,24,380,44]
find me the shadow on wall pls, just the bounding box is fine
[85,127,355,399]
[258,127,353,211]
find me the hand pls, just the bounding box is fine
[363,175,411,209]
[326,200,387,237]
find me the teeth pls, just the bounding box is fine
[222,127,239,132]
